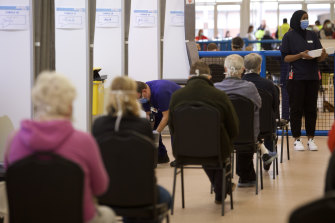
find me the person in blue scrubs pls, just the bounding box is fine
[281,10,327,151]
[136,80,181,163]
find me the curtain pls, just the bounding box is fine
[33,0,55,78]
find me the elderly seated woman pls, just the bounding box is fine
[4,71,116,223]
[92,76,171,222]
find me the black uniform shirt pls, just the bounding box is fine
[281,30,322,80]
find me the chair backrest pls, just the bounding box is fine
[186,41,200,66]
[289,192,335,223]
[208,64,225,83]
[171,102,221,163]
[228,94,255,146]
[257,88,274,136]
[6,153,84,223]
[96,130,157,208]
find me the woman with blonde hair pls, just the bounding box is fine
[4,71,116,223]
[92,76,171,222]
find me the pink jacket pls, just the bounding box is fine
[5,120,109,222]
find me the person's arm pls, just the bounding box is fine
[284,50,315,62]
[320,30,326,39]
[156,110,169,133]
[317,48,328,62]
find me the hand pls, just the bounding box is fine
[321,48,328,57]
[299,50,314,60]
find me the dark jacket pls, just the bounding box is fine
[168,76,239,160]
[242,73,280,116]
[92,115,153,140]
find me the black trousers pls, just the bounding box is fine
[287,80,319,138]
[236,152,256,181]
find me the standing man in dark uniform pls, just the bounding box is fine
[136,80,180,163]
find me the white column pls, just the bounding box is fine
[240,0,250,38]
[94,0,124,87]
[162,0,189,79]
[55,0,90,131]
[128,0,160,81]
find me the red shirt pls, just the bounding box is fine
[328,121,335,152]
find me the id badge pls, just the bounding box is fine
[289,70,294,79]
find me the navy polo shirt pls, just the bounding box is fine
[281,30,322,80]
[142,80,181,113]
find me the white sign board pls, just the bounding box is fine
[133,9,157,28]
[55,7,85,29]
[170,10,184,27]
[96,8,121,28]
[0,5,29,30]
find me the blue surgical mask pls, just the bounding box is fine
[300,20,309,30]
[139,98,149,104]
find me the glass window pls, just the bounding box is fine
[195,5,215,39]
[250,2,278,36]
[217,5,241,39]
[307,4,331,28]
[279,4,302,27]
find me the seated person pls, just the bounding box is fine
[231,37,244,51]
[4,71,116,223]
[261,30,274,50]
[169,61,239,204]
[214,54,277,187]
[243,53,279,170]
[201,43,225,67]
[136,80,180,164]
[92,76,171,220]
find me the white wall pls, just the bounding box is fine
[94,0,124,88]
[128,0,160,81]
[55,0,89,131]
[162,0,189,79]
[0,0,33,156]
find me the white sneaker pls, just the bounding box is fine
[307,138,318,151]
[294,139,305,151]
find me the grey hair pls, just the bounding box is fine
[32,71,76,118]
[244,53,262,74]
[224,54,244,77]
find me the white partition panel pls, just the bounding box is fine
[163,0,189,79]
[55,0,89,131]
[128,0,160,81]
[94,0,123,87]
[0,0,33,129]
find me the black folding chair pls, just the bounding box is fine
[274,85,290,163]
[170,102,232,216]
[96,130,169,222]
[228,94,263,195]
[289,192,335,223]
[208,64,225,83]
[6,152,84,223]
[257,88,279,179]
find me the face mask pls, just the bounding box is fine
[327,23,332,29]
[139,98,148,104]
[300,20,309,30]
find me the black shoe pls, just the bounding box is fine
[170,160,177,167]
[263,162,271,171]
[158,154,170,164]
[262,153,277,165]
[237,178,256,188]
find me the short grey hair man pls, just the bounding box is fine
[244,53,262,74]
[224,54,244,78]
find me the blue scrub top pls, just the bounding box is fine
[281,30,322,80]
[142,80,181,113]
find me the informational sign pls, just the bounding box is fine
[96,8,121,28]
[0,6,29,30]
[133,9,157,28]
[170,10,184,27]
[55,7,85,29]
[186,0,194,4]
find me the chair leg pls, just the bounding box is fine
[166,213,170,223]
[256,151,259,195]
[222,168,226,216]
[280,127,284,163]
[181,166,185,209]
[273,139,276,180]
[229,173,233,210]
[260,151,263,190]
[171,166,178,215]
[286,126,290,160]
[231,152,234,179]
